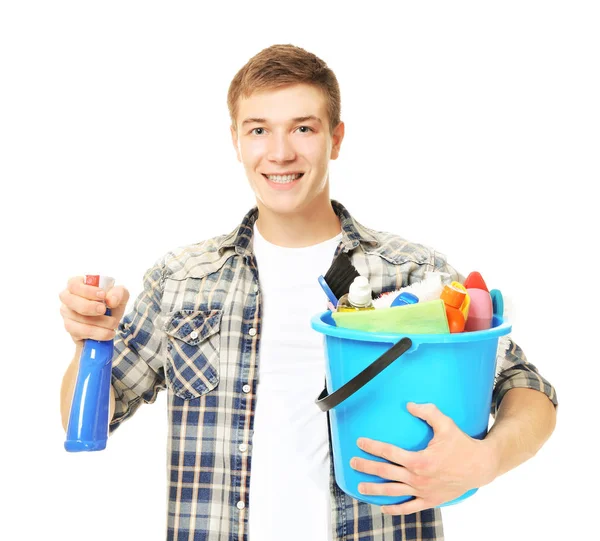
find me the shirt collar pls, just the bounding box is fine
[217,200,379,257]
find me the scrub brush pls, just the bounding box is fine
[318,252,376,306]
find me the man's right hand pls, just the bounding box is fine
[59,276,130,346]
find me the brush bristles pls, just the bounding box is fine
[324,253,362,300]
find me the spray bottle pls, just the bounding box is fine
[336,276,375,312]
[64,275,115,452]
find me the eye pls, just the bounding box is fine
[251,127,265,135]
[297,126,313,133]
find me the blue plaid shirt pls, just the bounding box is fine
[109,200,558,540]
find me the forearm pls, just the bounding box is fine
[484,387,557,478]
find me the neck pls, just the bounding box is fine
[255,193,341,248]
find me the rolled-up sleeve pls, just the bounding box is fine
[491,337,558,417]
[109,258,168,433]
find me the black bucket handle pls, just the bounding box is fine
[315,337,413,412]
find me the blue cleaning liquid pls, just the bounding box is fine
[65,308,114,452]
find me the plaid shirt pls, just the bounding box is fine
[109,200,558,541]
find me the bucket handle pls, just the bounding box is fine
[315,337,413,412]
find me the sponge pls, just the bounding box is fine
[332,299,450,334]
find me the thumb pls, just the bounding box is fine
[407,402,454,435]
[105,285,130,320]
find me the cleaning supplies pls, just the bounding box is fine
[332,299,450,334]
[463,271,489,291]
[440,284,466,333]
[460,271,493,331]
[317,275,339,309]
[336,276,375,312]
[462,272,493,331]
[490,289,504,317]
[372,272,445,309]
[390,291,418,307]
[319,252,377,308]
[450,281,470,321]
[65,275,115,452]
[424,270,452,287]
[311,308,512,507]
[464,288,493,331]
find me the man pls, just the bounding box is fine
[60,44,557,540]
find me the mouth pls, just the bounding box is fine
[262,173,304,184]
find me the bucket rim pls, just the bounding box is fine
[311,311,512,344]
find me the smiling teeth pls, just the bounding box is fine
[266,174,302,183]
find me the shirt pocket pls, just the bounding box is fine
[164,309,222,399]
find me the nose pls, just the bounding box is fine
[267,132,296,163]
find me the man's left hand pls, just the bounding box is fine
[350,402,499,515]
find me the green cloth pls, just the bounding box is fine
[332,299,450,334]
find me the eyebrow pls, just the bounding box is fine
[241,115,322,126]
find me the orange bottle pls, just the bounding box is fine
[450,281,470,321]
[440,284,466,333]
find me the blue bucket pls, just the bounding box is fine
[311,311,511,507]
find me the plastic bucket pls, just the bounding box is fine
[311,310,511,507]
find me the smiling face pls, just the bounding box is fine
[231,83,344,218]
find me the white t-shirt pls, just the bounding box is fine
[249,224,342,541]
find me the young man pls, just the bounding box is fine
[59,44,558,540]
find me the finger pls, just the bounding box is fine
[66,276,107,301]
[406,402,455,434]
[62,312,117,341]
[60,304,119,331]
[351,457,414,486]
[358,482,417,498]
[105,285,130,311]
[381,497,429,516]
[59,288,107,317]
[357,438,418,470]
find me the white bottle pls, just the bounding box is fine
[336,276,375,312]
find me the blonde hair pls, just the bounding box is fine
[227,44,341,136]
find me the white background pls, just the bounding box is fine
[1,1,598,540]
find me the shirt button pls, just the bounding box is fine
[190,331,199,339]
[239,443,248,453]
[248,328,257,336]
[253,284,259,293]
[242,384,251,393]
[237,501,245,510]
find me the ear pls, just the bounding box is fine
[230,125,241,162]
[330,121,345,160]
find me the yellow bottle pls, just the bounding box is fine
[336,276,375,312]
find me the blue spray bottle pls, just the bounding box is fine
[65,275,115,452]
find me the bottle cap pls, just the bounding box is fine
[390,291,419,307]
[451,281,470,319]
[464,271,489,292]
[424,271,452,286]
[85,275,115,291]
[348,276,372,307]
[441,284,466,309]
